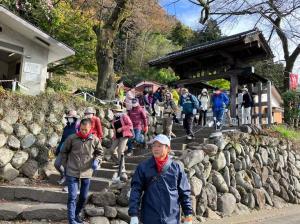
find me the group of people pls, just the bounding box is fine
[56,83,254,224]
[54,105,193,224]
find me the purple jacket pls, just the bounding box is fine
[128,106,147,130]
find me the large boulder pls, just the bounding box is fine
[7,135,20,150]
[11,151,29,169]
[0,133,7,148]
[104,206,117,218]
[212,171,229,193]
[190,176,203,196]
[253,189,266,209]
[212,152,226,171]
[90,217,110,224]
[21,134,36,149]
[0,147,14,167]
[28,123,42,135]
[0,121,13,135]
[47,133,59,148]
[185,150,205,168]
[217,193,236,217]
[235,171,253,192]
[21,159,39,179]
[3,110,19,125]
[91,192,116,207]
[19,110,33,123]
[196,189,208,216]
[202,144,218,156]
[205,183,218,211]
[0,163,19,181]
[84,205,104,217]
[14,124,28,138]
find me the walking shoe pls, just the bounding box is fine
[126,152,133,156]
[171,132,176,138]
[57,176,66,185]
[186,135,192,140]
[75,214,84,224]
[120,172,128,182]
[62,186,68,192]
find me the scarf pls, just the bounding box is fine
[155,155,169,173]
[76,130,92,139]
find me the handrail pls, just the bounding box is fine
[74,91,118,105]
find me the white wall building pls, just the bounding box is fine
[0,5,75,95]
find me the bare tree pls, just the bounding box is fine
[189,0,300,90]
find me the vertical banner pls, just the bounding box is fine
[290,73,299,91]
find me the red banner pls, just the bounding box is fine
[290,73,299,90]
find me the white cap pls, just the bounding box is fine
[149,134,170,147]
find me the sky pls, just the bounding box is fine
[159,0,300,74]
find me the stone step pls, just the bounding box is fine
[125,155,150,164]
[0,201,67,221]
[101,161,137,171]
[46,171,111,192]
[94,168,133,179]
[0,185,68,204]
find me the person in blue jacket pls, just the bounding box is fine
[54,110,80,185]
[179,88,199,139]
[128,134,193,224]
[211,88,229,130]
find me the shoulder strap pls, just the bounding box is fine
[145,158,172,190]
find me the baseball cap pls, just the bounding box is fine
[149,134,170,147]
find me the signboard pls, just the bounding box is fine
[23,62,41,82]
[290,73,300,92]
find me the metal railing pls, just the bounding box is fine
[74,91,118,105]
[0,79,29,91]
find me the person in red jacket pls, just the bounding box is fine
[84,107,103,141]
[127,98,148,156]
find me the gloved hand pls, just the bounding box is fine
[192,109,197,115]
[92,160,99,171]
[130,216,139,224]
[183,215,193,224]
[143,126,148,134]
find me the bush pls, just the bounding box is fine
[282,90,300,126]
[272,125,300,141]
[46,79,68,92]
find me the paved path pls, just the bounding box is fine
[205,204,300,224]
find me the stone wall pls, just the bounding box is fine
[173,127,300,221]
[0,92,116,181]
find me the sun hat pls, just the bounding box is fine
[65,110,79,118]
[84,107,96,114]
[112,104,124,112]
[149,134,171,147]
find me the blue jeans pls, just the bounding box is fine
[213,109,225,124]
[127,128,144,152]
[67,176,90,224]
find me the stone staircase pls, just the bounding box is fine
[0,122,219,222]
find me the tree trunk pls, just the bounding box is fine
[94,0,131,100]
[95,29,116,100]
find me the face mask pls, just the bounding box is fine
[67,118,75,124]
[183,93,188,98]
[132,103,139,107]
[85,114,93,119]
[114,112,123,117]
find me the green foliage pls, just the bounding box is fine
[272,125,300,141]
[169,22,194,46]
[208,79,230,90]
[282,90,300,125]
[126,33,180,84]
[46,78,67,92]
[253,60,285,93]
[188,19,222,46]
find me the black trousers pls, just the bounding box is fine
[199,110,207,126]
[183,113,194,136]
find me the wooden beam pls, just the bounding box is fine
[267,81,272,126]
[230,74,238,118]
[258,82,263,126]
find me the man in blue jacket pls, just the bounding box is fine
[179,88,199,139]
[54,110,80,185]
[128,134,193,224]
[211,88,229,130]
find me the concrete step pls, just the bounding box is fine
[101,161,137,171]
[94,168,133,179]
[0,201,67,221]
[125,155,150,164]
[0,185,68,204]
[46,171,112,192]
